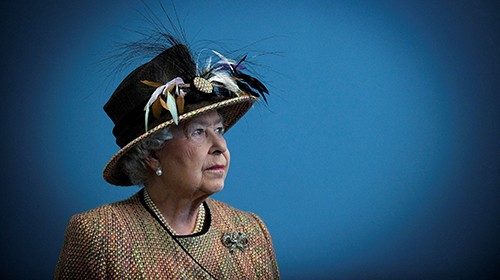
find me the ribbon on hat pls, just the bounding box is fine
[142,77,185,131]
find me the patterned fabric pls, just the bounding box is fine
[55,191,279,279]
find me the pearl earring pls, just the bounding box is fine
[155,167,163,176]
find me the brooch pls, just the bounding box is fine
[193,77,213,94]
[221,232,248,253]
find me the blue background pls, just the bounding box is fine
[1,0,499,279]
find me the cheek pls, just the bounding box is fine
[225,150,231,170]
[172,143,207,171]
[160,142,193,170]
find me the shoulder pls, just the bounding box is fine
[56,194,143,278]
[65,192,142,235]
[206,198,256,221]
[206,198,272,238]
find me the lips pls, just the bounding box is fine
[206,164,225,171]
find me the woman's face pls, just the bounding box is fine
[155,111,230,197]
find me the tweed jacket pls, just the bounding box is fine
[55,190,279,279]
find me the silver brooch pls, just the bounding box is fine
[193,77,213,94]
[221,232,248,253]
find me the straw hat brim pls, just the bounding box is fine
[103,95,257,186]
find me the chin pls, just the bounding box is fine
[203,182,225,195]
[212,183,225,193]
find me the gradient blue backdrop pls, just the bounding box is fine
[1,0,499,279]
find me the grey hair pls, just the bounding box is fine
[121,128,174,185]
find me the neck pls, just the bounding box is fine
[144,182,207,235]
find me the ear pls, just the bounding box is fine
[144,154,160,171]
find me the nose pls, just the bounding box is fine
[208,130,227,155]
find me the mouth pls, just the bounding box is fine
[206,164,225,171]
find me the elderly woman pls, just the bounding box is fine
[55,38,279,279]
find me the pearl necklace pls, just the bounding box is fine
[143,189,205,235]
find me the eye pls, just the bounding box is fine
[215,126,225,135]
[192,128,205,137]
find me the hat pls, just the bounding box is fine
[103,40,268,186]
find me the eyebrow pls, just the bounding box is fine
[189,116,223,127]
